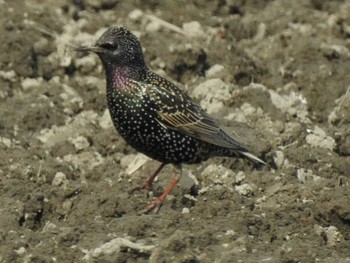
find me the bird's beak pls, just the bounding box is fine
[75,43,104,53]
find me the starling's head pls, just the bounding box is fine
[77,27,145,69]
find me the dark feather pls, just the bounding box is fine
[144,75,249,152]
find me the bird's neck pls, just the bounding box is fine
[104,63,147,91]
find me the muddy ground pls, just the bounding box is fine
[1,0,350,262]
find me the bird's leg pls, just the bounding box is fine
[128,162,166,193]
[140,165,182,214]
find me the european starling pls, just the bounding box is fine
[77,27,265,214]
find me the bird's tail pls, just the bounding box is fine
[241,151,266,165]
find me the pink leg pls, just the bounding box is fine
[139,165,182,214]
[128,163,166,193]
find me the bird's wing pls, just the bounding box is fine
[145,80,246,150]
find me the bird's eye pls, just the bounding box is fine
[100,43,117,50]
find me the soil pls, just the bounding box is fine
[1,0,350,262]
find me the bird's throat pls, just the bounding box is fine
[102,65,130,90]
[105,64,146,92]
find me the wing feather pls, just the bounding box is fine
[145,80,245,150]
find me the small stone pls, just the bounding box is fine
[0,70,17,82]
[21,77,43,91]
[70,136,90,151]
[42,221,58,233]
[52,172,69,189]
[63,151,103,170]
[205,64,224,78]
[314,225,344,247]
[14,247,26,255]
[321,43,350,59]
[296,168,321,184]
[128,9,143,21]
[269,89,309,122]
[62,199,74,214]
[235,171,246,184]
[192,78,231,114]
[325,226,344,247]
[273,150,284,169]
[0,137,11,148]
[99,109,113,129]
[296,168,306,184]
[182,21,204,37]
[182,207,190,214]
[201,164,235,185]
[235,184,253,196]
[306,126,335,150]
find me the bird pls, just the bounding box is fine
[76,27,265,214]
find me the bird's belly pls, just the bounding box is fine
[108,109,202,164]
[122,119,202,164]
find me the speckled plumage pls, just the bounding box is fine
[77,27,264,213]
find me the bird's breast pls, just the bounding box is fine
[106,83,158,132]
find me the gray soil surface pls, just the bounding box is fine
[1,0,350,262]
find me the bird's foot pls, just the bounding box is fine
[138,176,179,214]
[139,198,163,214]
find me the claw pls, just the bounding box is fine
[139,199,163,214]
